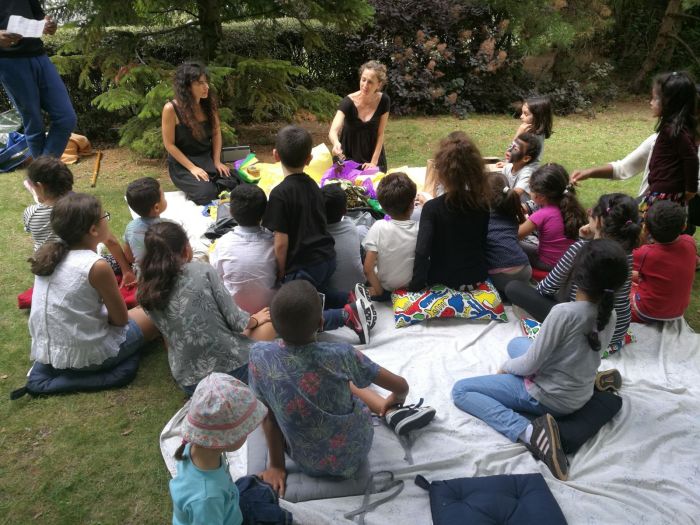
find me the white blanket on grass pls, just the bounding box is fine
[160,304,700,525]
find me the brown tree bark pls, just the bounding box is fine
[196,0,223,62]
[631,0,684,92]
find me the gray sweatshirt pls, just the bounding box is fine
[502,301,616,414]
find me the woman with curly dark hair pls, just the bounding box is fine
[162,62,239,204]
[409,131,491,291]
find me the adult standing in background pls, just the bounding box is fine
[162,62,239,205]
[0,0,76,159]
[329,61,391,172]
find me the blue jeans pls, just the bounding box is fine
[74,319,144,372]
[0,55,77,158]
[284,257,349,331]
[451,337,556,442]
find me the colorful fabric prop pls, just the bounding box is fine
[321,160,380,187]
[234,153,261,184]
[520,318,635,357]
[391,282,508,328]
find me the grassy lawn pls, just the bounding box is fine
[0,100,696,524]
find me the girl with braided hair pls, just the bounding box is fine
[452,239,628,481]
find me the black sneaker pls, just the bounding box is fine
[528,414,568,481]
[384,398,436,436]
[345,301,370,345]
[354,283,377,329]
[595,369,622,392]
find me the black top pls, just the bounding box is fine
[167,101,217,177]
[339,93,390,172]
[485,212,529,270]
[262,173,336,273]
[648,125,699,194]
[409,194,490,291]
[0,0,45,58]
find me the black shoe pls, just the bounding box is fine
[345,301,370,345]
[595,369,622,392]
[384,398,436,436]
[528,414,568,481]
[353,283,377,329]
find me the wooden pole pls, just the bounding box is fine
[90,150,102,188]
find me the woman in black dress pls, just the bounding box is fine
[161,62,239,204]
[328,61,391,172]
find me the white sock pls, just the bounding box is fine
[519,424,533,444]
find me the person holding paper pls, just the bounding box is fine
[0,0,76,159]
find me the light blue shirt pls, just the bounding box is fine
[124,216,161,264]
[170,443,243,525]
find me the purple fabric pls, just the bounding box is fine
[321,161,380,188]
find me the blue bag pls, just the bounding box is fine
[0,131,30,173]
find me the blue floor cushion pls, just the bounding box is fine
[415,473,567,525]
[10,354,140,399]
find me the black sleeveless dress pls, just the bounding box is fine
[338,93,390,172]
[167,101,239,205]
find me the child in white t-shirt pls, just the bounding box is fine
[362,172,418,300]
[210,184,277,314]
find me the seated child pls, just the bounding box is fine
[321,183,365,293]
[210,184,277,314]
[363,172,418,300]
[124,177,167,268]
[508,193,640,354]
[250,280,435,492]
[631,200,696,322]
[23,156,74,251]
[262,125,374,343]
[486,173,531,297]
[518,163,587,271]
[138,221,274,395]
[24,156,136,285]
[409,132,491,291]
[171,372,267,525]
[452,240,628,481]
[502,132,541,203]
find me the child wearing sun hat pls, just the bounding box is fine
[170,372,267,525]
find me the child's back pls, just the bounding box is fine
[249,338,378,478]
[124,177,167,266]
[321,183,364,293]
[170,442,243,525]
[211,184,276,313]
[363,218,418,291]
[263,172,335,274]
[633,235,695,320]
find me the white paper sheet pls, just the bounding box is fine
[7,15,45,38]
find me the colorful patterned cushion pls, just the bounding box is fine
[391,282,508,328]
[520,317,635,355]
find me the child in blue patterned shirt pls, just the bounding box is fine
[249,280,435,496]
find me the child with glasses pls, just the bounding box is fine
[28,193,159,371]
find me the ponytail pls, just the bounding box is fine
[572,239,628,351]
[530,164,586,239]
[28,193,101,276]
[174,441,187,461]
[587,289,616,352]
[137,221,189,311]
[559,183,587,239]
[489,172,525,223]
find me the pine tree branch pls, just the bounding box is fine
[668,12,700,23]
[147,8,198,18]
[138,21,198,38]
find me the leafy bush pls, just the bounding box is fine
[346,0,525,118]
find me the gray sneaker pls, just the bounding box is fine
[528,414,569,481]
[384,399,436,436]
[354,283,377,329]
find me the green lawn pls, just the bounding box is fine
[0,100,696,524]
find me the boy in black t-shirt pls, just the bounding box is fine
[262,125,376,344]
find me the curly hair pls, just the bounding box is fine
[433,131,489,212]
[359,61,387,87]
[173,62,219,141]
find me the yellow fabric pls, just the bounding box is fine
[61,133,92,165]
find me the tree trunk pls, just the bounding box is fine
[631,0,684,92]
[196,0,223,62]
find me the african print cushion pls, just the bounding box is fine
[391,282,508,328]
[520,317,635,356]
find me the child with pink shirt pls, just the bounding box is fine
[518,163,587,270]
